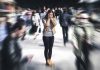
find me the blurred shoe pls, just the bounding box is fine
[46,59,53,66]
[48,59,53,65]
[21,38,25,41]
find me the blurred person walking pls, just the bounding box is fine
[42,10,56,66]
[20,10,33,40]
[70,10,94,70]
[59,7,72,46]
[55,8,62,19]
[1,19,33,70]
[0,9,12,70]
[31,10,41,40]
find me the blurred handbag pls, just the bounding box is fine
[29,24,38,34]
[39,27,41,33]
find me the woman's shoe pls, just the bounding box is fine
[46,62,49,66]
[48,59,53,65]
[45,59,53,66]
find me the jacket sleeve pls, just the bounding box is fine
[59,14,63,26]
[8,41,21,64]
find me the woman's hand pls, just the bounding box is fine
[50,18,56,27]
[50,18,54,21]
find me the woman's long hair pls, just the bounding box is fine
[44,10,55,19]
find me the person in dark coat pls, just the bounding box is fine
[1,19,33,70]
[59,7,72,46]
[0,9,12,70]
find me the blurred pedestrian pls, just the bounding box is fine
[42,10,56,66]
[1,19,33,70]
[0,9,12,70]
[55,8,62,19]
[20,11,33,40]
[59,7,72,46]
[71,10,94,70]
[32,10,41,39]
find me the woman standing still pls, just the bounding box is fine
[43,10,56,66]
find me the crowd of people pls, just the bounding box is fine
[0,5,99,70]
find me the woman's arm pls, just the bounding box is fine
[50,18,56,34]
[50,18,56,27]
[43,19,50,31]
[43,19,50,27]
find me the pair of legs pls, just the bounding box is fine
[62,26,68,45]
[75,42,90,70]
[43,36,54,65]
[74,26,90,70]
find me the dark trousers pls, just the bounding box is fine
[82,41,90,70]
[2,57,28,70]
[62,26,68,45]
[76,41,90,70]
[43,36,54,62]
[76,56,86,70]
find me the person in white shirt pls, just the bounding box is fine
[32,10,41,39]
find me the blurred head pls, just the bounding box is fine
[63,7,67,13]
[32,10,36,15]
[25,11,32,15]
[76,11,90,19]
[11,19,26,37]
[45,10,55,19]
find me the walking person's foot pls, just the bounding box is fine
[46,59,53,66]
[26,55,33,62]
[21,38,25,41]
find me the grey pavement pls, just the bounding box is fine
[20,21,100,70]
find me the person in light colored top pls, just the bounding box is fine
[42,10,56,66]
[32,10,41,39]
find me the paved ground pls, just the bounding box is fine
[20,20,100,70]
